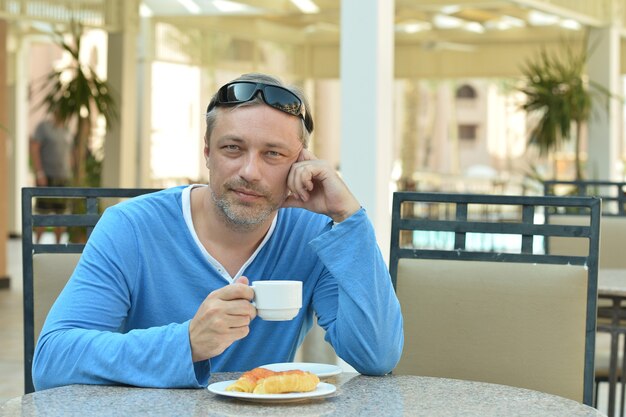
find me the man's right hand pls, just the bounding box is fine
[36,172,48,186]
[188,276,256,362]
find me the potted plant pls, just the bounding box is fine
[35,20,117,187]
[517,36,609,181]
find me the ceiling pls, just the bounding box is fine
[4,0,622,47]
[141,0,623,47]
[137,0,626,77]
[3,0,625,78]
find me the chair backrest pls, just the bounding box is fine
[389,192,600,406]
[21,187,159,394]
[544,180,626,216]
[546,215,626,268]
[544,180,626,269]
[32,253,82,344]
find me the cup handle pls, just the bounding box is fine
[250,285,257,307]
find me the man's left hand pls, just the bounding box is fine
[282,149,360,223]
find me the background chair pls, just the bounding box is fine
[21,187,159,394]
[543,180,626,267]
[544,179,626,415]
[389,191,600,406]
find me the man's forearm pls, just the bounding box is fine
[33,322,208,390]
[310,209,404,374]
[29,140,46,179]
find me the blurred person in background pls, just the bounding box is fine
[29,109,73,243]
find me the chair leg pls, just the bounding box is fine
[621,333,626,417]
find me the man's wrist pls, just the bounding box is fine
[330,205,361,224]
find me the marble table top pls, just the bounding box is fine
[0,372,605,417]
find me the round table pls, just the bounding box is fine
[0,372,606,417]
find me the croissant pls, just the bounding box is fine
[253,370,320,394]
[225,367,276,393]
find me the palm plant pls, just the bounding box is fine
[518,38,607,180]
[35,21,117,186]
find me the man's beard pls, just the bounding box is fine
[210,179,283,231]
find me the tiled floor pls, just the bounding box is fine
[1,237,24,402]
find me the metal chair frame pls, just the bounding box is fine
[21,187,159,393]
[389,191,601,406]
[543,180,626,216]
[544,179,626,416]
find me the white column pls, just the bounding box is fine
[587,26,621,180]
[340,0,394,259]
[313,80,341,169]
[103,0,140,188]
[9,32,30,235]
[0,19,9,287]
[137,15,153,187]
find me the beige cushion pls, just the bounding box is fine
[549,215,626,269]
[595,332,623,379]
[33,253,81,343]
[394,258,589,403]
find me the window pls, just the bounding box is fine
[456,84,477,99]
[458,124,478,141]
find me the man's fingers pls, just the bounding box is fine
[298,148,318,162]
[235,276,249,285]
[282,194,306,209]
[220,309,254,329]
[288,170,310,201]
[288,160,324,201]
[289,150,321,201]
[220,298,257,317]
[217,281,254,301]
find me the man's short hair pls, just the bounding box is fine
[204,73,312,149]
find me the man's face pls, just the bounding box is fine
[205,104,303,228]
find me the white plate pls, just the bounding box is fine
[208,380,336,403]
[261,362,342,378]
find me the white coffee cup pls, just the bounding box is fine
[251,280,302,321]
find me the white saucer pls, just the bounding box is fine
[208,380,336,403]
[261,362,342,378]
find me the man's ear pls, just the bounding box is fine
[204,136,210,168]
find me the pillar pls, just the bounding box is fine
[102,0,140,187]
[587,26,622,180]
[0,19,9,288]
[340,0,394,259]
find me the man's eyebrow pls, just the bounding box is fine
[215,135,244,145]
[215,136,298,152]
[265,142,291,150]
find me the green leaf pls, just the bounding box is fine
[36,19,118,187]
[516,31,610,180]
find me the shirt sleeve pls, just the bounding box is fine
[32,207,210,390]
[308,208,404,375]
[31,122,46,143]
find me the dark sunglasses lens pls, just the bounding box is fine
[263,87,302,116]
[220,83,258,102]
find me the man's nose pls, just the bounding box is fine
[239,154,263,182]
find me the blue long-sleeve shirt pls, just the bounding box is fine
[33,186,403,390]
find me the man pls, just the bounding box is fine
[29,109,73,243]
[33,73,404,390]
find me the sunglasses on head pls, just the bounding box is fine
[207,81,313,133]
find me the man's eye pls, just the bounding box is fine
[224,145,240,151]
[266,151,281,157]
